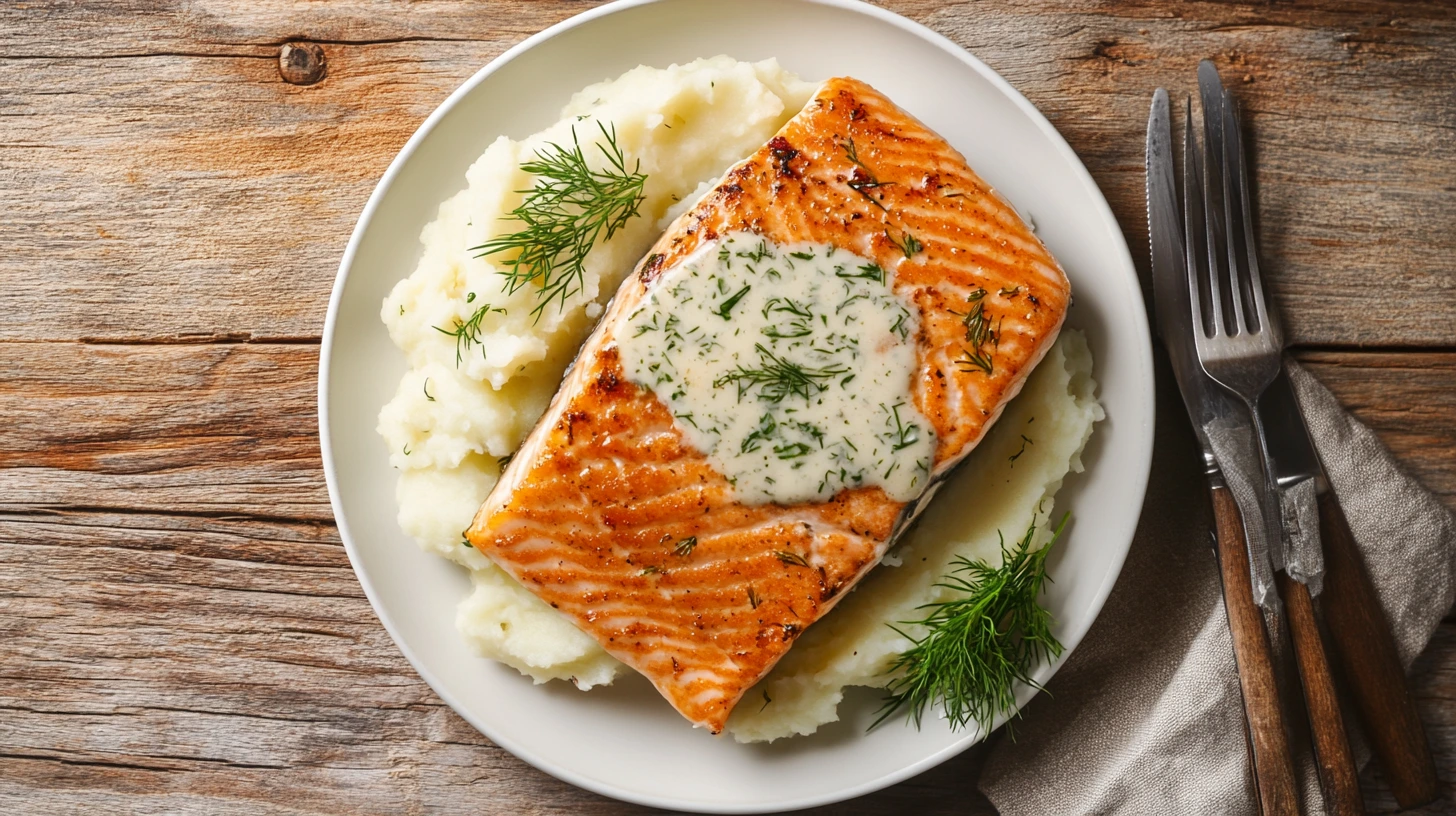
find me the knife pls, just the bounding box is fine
[1262,368,1440,807]
[1147,88,1300,816]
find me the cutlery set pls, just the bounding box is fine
[1145,62,1438,815]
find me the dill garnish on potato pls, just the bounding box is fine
[472,122,648,321]
[874,514,1068,732]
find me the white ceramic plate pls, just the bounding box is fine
[320,0,1154,811]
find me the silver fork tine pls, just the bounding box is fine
[1190,60,1287,580]
[1224,91,1283,344]
[1198,61,1233,337]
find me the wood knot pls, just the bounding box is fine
[278,42,327,86]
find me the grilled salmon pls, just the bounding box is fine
[467,77,1070,733]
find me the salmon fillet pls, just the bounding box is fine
[467,77,1070,733]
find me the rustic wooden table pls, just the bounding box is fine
[3,1,1453,813]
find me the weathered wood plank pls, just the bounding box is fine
[1,1,1452,345]
[0,514,995,815]
[0,340,1451,812]
[3,0,1454,812]
[0,342,329,521]
[0,512,1445,815]
[1298,351,1456,506]
[4,343,1450,522]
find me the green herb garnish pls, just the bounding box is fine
[472,123,647,320]
[888,229,922,259]
[884,402,922,452]
[673,536,698,557]
[840,138,893,210]
[873,515,1067,731]
[713,284,752,319]
[714,344,850,404]
[434,303,506,366]
[837,263,885,283]
[953,288,1001,376]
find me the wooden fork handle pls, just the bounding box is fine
[1210,485,1300,816]
[1317,488,1439,808]
[1278,572,1364,815]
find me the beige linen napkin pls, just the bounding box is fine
[979,359,1456,815]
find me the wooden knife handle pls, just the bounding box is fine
[1318,488,1439,808]
[1277,572,1364,815]
[1211,485,1300,816]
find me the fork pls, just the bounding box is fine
[1187,60,1365,816]
[1186,62,1285,569]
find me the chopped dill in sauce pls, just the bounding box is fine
[619,232,935,505]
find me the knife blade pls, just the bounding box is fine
[1261,369,1325,592]
[1148,89,1302,816]
[1146,88,1279,608]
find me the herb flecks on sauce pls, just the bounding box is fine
[619,232,935,506]
[472,122,647,321]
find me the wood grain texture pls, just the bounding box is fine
[1279,572,1364,815]
[1,0,1452,344]
[1212,487,1301,816]
[1319,488,1440,808]
[2,0,1454,813]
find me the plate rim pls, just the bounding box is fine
[318,0,1155,811]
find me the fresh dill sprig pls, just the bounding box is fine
[884,402,922,452]
[673,536,698,557]
[952,288,1001,376]
[714,344,850,403]
[434,303,506,366]
[837,263,886,283]
[840,137,893,210]
[471,122,647,321]
[873,514,1067,732]
[959,289,994,348]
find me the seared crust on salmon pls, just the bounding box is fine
[467,78,1071,733]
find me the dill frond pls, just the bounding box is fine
[951,288,1001,376]
[471,122,647,321]
[873,514,1068,732]
[434,302,506,366]
[713,344,850,403]
[886,229,922,259]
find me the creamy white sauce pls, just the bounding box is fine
[620,231,936,505]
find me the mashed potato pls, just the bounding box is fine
[727,332,1100,741]
[379,57,1101,740]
